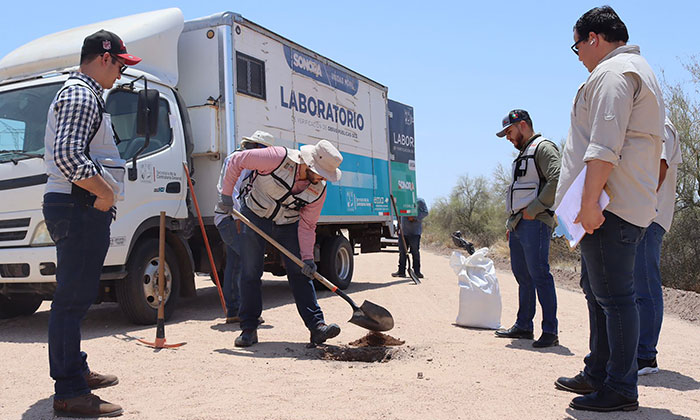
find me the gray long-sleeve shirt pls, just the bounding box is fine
[401,198,429,236]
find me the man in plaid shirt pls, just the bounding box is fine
[42,30,140,418]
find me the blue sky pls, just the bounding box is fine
[1,1,697,207]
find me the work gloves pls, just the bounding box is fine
[302,259,317,279]
[220,194,234,213]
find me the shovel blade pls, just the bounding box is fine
[349,300,394,332]
[408,268,421,285]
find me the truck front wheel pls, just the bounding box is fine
[116,238,181,325]
[0,294,43,319]
[318,235,353,290]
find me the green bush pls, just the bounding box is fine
[660,208,700,293]
[423,173,508,248]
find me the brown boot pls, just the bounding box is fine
[53,393,123,418]
[85,370,119,390]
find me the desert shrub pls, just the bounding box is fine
[423,173,508,248]
[660,208,700,293]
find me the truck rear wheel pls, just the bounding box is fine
[319,235,353,290]
[116,238,181,325]
[0,294,43,319]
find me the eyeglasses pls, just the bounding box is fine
[116,60,127,74]
[109,54,127,74]
[570,37,587,55]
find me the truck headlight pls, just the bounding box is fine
[30,221,54,246]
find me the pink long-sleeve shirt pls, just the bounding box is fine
[222,146,326,261]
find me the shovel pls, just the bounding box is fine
[390,194,421,285]
[230,208,394,332]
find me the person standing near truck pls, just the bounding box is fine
[391,197,429,279]
[634,117,682,376]
[220,139,344,347]
[42,30,141,417]
[554,6,664,412]
[494,109,561,348]
[214,131,274,324]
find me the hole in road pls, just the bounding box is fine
[317,332,406,363]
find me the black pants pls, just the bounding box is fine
[398,234,421,274]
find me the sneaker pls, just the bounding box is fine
[391,271,406,278]
[638,357,659,376]
[415,272,425,279]
[570,387,638,412]
[85,371,119,390]
[234,329,258,347]
[494,325,534,339]
[532,333,559,348]
[555,372,597,395]
[310,323,341,345]
[53,393,123,418]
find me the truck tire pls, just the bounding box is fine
[318,235,353,290]
[0,294,43,319]
[115,238,181,325]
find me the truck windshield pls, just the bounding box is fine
[0,83,62,163]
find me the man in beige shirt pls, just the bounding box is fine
[553,6,664,413]
[634,117,682,376]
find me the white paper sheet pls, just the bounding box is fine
[554,167,610,248]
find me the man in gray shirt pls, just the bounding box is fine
[554,6,665,412]
[392,198,429,278]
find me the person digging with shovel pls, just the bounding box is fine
[220,138,343,347]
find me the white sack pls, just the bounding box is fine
[450,248,502,329]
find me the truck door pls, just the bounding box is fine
[103,85,187,265]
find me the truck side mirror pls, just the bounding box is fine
[137,89,160,136]
[128,87,160,181]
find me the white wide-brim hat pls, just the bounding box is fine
[300,140,342,182]
[241,130,275,147]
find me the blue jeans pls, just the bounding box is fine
[633,222,665,360]
[580,211,645,400]
[217,216,241,318]
[43,193,112,400]
[398,234,421,274]
[238,206,325,331]
[508,219,558,334]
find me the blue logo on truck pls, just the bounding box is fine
[283,45,359,96]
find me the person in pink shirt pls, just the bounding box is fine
[219,138,343,347]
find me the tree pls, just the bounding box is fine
[659,59,700,292]
[424,174,507,247]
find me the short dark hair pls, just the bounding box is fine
[574,5,629,43]
[80,52,102,65]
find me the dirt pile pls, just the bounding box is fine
[349,331,405,347]
[317,332,405,362]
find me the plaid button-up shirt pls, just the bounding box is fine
[51,72,105,182]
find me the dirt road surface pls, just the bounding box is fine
[1,249,699,419]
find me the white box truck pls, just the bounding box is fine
[0,9,415,324]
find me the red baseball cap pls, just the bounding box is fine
[81,29,142,66]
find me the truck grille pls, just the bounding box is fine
[0,217,30,242]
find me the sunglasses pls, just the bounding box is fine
[116,61,127,74]
[570,37,587,55]
[109,54,128,74]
